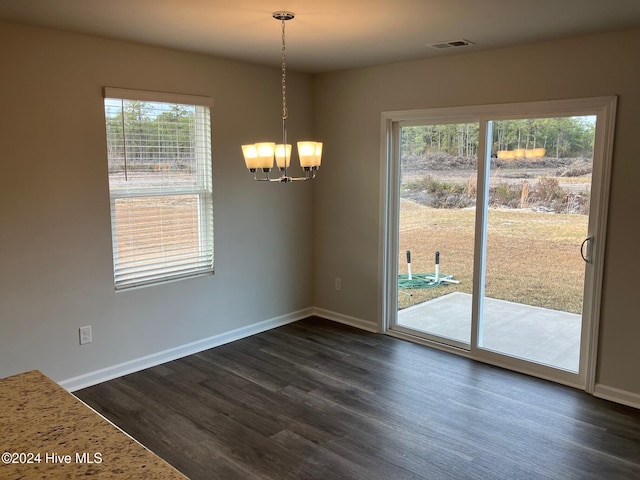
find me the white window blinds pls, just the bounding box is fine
[103,88,214,289]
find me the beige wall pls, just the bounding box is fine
[0,21,314,383]
[312,29,640,397]
[1,19,639,402]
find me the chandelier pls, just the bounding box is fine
[241,12,322,182]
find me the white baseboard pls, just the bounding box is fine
[60,308,313,392]
[61,307,640,413]
[311,307,379,333]
[594,383,640,410]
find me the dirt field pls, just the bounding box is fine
[113,195,202,278]
[401,154,592,196]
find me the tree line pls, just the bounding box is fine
[401,117,595,160]
[105,100,198,173]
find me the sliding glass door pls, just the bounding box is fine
[479,116,594,373]
[395,122,478,349]
[383,98,616,389]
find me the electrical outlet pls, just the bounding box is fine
[334,277,342,291]
[79,326,92,345]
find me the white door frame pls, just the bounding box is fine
[379,96,617,392]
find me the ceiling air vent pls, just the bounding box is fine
[429,39,475,49]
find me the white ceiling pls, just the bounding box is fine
[1,0,639,72]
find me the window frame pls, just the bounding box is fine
[103,87,214,290]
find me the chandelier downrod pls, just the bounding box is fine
[279,12,289,178]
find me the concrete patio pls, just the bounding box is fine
[398,291,581,372]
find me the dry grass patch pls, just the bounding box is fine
[398,200,588,313]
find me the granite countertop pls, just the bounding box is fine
[0,370,188,479]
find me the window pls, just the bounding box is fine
[103,87,214,289]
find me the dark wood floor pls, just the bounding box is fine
[75,317,640,480]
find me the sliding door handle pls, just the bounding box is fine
[581,236,593,263]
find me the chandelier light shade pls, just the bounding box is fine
[241,12,323,183]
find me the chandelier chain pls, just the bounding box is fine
[281,18,288,121]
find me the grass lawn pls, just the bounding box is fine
[398,199,588,313]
